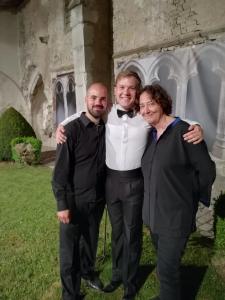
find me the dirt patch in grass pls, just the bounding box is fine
[40,281,61,300]
[212,254,225,282]
[0,161,14,165]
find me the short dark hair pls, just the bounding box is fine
[115,70,142,91]
[140,84,172,115]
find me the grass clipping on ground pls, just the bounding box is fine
[0,163,225,300]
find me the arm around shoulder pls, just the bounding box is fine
[61,111,82,126]
[56,112,82,144]
[182,119,203,144]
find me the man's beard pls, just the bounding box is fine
[87,106,104,119]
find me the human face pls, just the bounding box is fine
[139,91,164,126]
[114,76,139,110]
[85,83,108,119]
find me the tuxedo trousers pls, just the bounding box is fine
[106,168,143,297]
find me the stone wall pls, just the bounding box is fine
[0,1,75,148]
[0,11,21,84]
[18,0,74,147]
[113,0,225,59]
[0,11,29,120]
[0,0,111,149]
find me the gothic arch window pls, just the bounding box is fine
[56,81,65,125]
[66,76,76,117]
[54,73,76,125]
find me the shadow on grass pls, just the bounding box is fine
[181,265,208,300]
[136,264,155,292]
[188,235,214,248]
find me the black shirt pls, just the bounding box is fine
[52,113,106,212]
[141,118,216,237]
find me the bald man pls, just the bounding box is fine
[52,83,108,300]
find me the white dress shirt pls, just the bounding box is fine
[106,105,150,171]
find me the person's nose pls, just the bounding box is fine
[143,104,149,114]
[94,98,101,104]
[123,87,129,95]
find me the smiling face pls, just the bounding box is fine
[139,91,164,126]
[85,83,108,120]
[114,76,139,110]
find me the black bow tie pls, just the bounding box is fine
[117,109,134,118]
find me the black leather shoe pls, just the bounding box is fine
[84,275,103,291]
[103,280,122,293]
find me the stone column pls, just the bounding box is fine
[70,0,111,111]
[212,77,225,162]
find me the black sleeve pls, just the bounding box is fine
[51,129,75,211]
[184,138,216,207]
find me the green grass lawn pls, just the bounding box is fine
[0,163,225,300]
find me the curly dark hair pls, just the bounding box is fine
[139,84,172,115]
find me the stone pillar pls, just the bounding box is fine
[212,78,225,161]
[70,0,111,111]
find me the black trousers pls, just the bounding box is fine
[106,168,143,297]
[59,199,105,300]
[151,232,189,300]
[79,200,105,278]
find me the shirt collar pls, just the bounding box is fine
[80,112,104,127]
[115,104,127,111]
[171,117,181,127]
[151,117,181,141]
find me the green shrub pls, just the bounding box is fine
[0,107,36,160]
[11,136,42,165]
[214,192,225,251]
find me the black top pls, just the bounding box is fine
[141,118,216,237]
[52,113,106,212]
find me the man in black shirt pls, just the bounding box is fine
[52,83,108,300]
